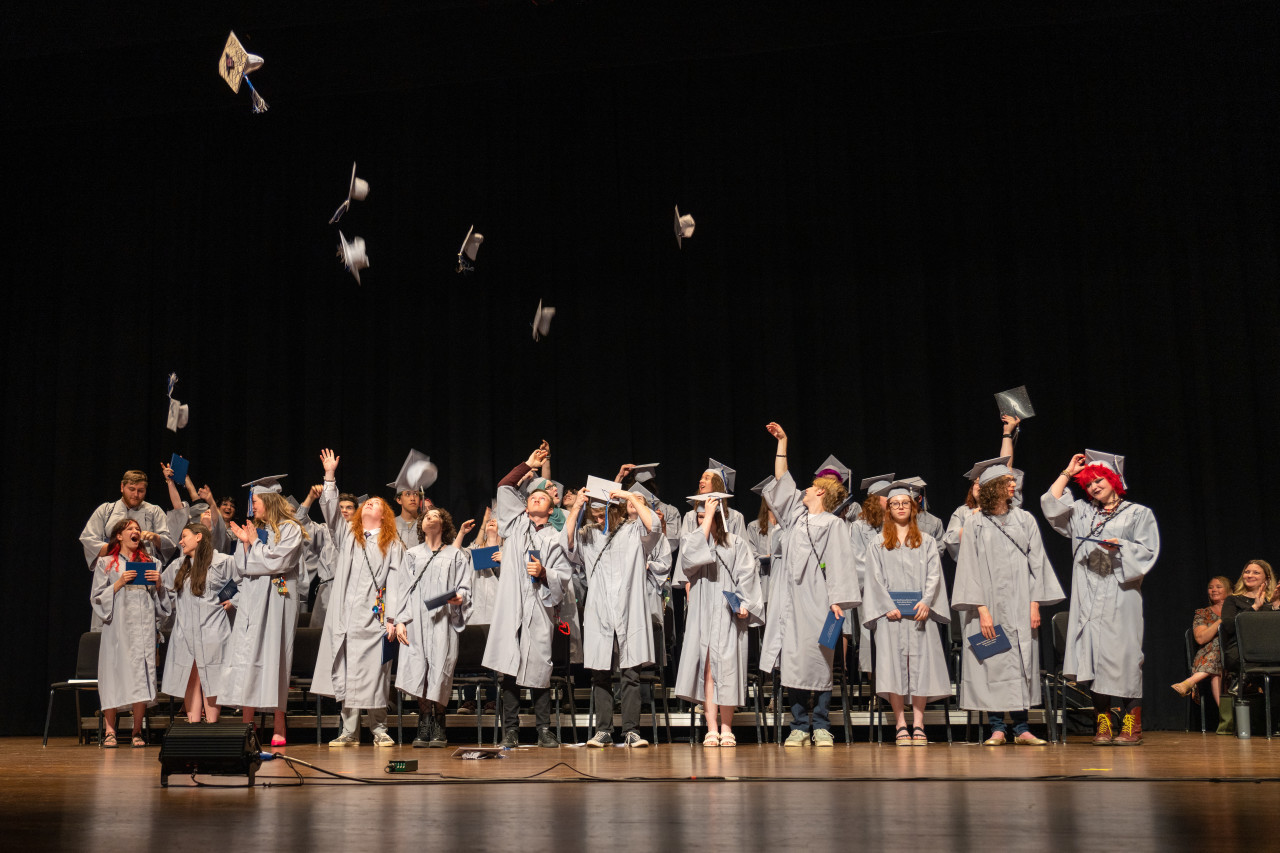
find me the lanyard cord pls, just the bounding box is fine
[1071,502,1133,560]
[405,547,443,597]
[803,514,827,578]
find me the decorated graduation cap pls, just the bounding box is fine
[1076,448,1127,495]
[705,458,736,493]
[813,454,851,486]
[389,449,438,494]
[532,299,556,342]
[328,162,370,224]
[860,473,895,497]
[963,456,1014,485]
[337,230,370,284]
[241,475,286,518]
[165,373,189,432]
[994,385,1035,420]
[218,31,268,113]
[457,226,483,273]
[674,205,695,248]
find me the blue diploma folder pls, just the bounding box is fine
[527,549,540,584]
[890,591,921,613]
[819,610,843,650]
[217,579,239,603]
[126,561,154,585]
[169,453,190,488]
[968,625,1012,661]
[472,546,500,570]
[256,528,269,545]
[1076,537,1121,549]
[723,590,743,614]
[382,636,399,664]
[424,589,460,611]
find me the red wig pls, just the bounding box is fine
[1074,464,1126,497]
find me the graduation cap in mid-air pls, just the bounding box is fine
[674,205,695,248]
[457,226,483,273]
[337,231,369,284]
[329,162,370,224]
[218,31,268,113]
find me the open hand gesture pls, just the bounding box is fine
[320,448,340,477]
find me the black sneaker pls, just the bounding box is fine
[623,731,649,748]
[411,718,432,748]
[586,730,613,748]
[537,727,561,748]
[501,728,520,748]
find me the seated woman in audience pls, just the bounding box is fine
[91,518,164,747]
[1171,576,1229,708]
[1219,561,1280,684]
[161,522,237,724]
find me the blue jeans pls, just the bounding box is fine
[988,710,1029,736]
[790,690,832,733]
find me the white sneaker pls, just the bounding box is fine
[586,730,613,748]
[372,731,395,747]
[328,732,359,747]
[624,731,649,748]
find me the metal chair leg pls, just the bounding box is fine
[1266,674,1273,739]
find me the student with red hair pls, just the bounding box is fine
[91,518,164,747]
[1042,450,1161,745]
[313,449,406,747]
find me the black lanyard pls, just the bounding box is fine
[1072,502,1132,560]
[405,546,444,597]
[982,511,1029,559]
[803,515,827,577]
[360,537,387,594]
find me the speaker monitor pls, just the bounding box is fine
[158,721,262,788]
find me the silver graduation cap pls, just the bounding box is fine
[337,230,370,284]
[457,225,484,273]
[532,299,556,342]
[389,449,439,493]
[994,385,1035,420]
[329,162,370,224]
[674,204,695,248]
[165,372,189,432]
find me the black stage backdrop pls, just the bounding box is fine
[5,1,1278,734]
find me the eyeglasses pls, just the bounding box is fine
[887,501,913,509]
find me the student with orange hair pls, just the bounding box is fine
[313,449,406,747]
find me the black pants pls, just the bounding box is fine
[592,664,641,735]
[501,675,550,730]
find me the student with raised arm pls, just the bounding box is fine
[943,415,1022,560]
[160,522,236,724]
[1042,450,1159,746]
[954,458,1063,746]
[91,518,165,747]
[564,482,665,748]
[863,483,952,745]
[392,507,472,747]
[677,494,764,747]
[759,422,860,747]
[81,470,173,628]
[312,450,405,747]
[482,442,573,748]
[220,476,307,747]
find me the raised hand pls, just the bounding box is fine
[1065,453,1087,477]
[765,422,787,440]
[320,448,340,477]
[1001,415,1021,434]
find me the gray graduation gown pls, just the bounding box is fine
[759,471,861,691]
[863,539,952,701]
[160,552,236,698]
[953,508,1064,711]
[90,557,164,710]
[675,531,764,706]
[296,510,336,628]
[566,512,664,671]
[1040,491,1160,698]
[745,518,782,604]
[394,544,472,704]
[481,485,572,688]
[848,518,879,672]
[396,516,419,550]
[221,524,304,709]
[917,510,945,548]
[312,482,405,708]
[942,505,974,561]
[646,536,674,625]
[81,500,174,629]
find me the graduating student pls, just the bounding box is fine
[848,473,893,674]
[221,475,308,747]
[394,487,424,547]
[631,482,674,626]
[759,423,860,747]
[564,482,665,748]
[393,507,473,747]
[460,508,502,713]
[862,484,952,745]
[677,494,764,747]
[90,519,165,747]
[745,490,781,605]
[943,416,1021,560]
[680,459,748,539]
[81,470,174,628]
[160,522,237,724]
[312,450,405,747]
[954,457,1063,746]
[1042,450,1160,745]
[482,442,573,748]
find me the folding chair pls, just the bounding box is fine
[450,624,498,745]
[1234,611,1280,739]
[288,627,323,742]
[44,632,102,746]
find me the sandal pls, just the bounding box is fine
[101,733,118,749]
[131,733,147,748]
[702,731,721,747]
[719,732,737,747]
[894,726,913,747]
[911,727,928,745]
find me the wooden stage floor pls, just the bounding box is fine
[6,733,1280,851]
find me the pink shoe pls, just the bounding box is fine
[271,734,287,747]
